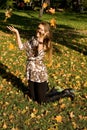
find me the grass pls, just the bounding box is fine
[0,10,87,130]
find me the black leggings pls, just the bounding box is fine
[28,80,49,103]
[28,80,66,104]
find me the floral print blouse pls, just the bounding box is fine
[20,36,48,83]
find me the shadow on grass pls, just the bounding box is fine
[62,12,87,21]
[0,62,28,94]
[0,11,41,39]
[53,24,87,55]
[0,11,87,55]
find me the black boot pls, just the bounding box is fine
[45,88,75,102]
[47,87,59,96]
[61,88,75,101]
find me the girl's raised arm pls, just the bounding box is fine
[7,26,23,50]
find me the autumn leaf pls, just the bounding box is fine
[9,43,15,50]
[55,115,63,123]
[2,122,8,129]
[30,113,36,118]
[0,84,3,91]
[69,111,75,119]
[5,8,12,18]
[48,8,55,14]
[4,8,12,22]
[79,115,87,120]
[42,2,48,8]
[50,18,56,28]
[21,109,27,114]
[75,75,80,79]
[52,102,58,107]
[24,0,30,3]
[83,81,87,87]
[11,127,19,130]
[72,121,77,129]
[60,103,66,109]
[9,114,15,122]
[33,107,38,114]
[48,127,58,130]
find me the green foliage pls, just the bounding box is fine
[0,0,14,9]
[6,0,14,7]
[83,0,87,8]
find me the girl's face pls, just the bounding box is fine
[36,24,45,39]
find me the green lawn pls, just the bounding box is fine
[0,10,87,130]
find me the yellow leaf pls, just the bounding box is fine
[55,115,62,123]
[21,109,27,114]
[3,122,8,129]
[50,18,56,28]
[48,8,55,14]
[33,108,38,114]
[0,84,3,91]
[9,114,15,120]
[30,113,36,118]
[9,43,15,50]
[83,81,87,87]
[5,8,12,18]
[75,75,80,79]
[69,111,75,119]
[60,103,66,109]
[55,63,61,68]
[72,121,77,129]
[83,128,87,130]
[79,115,83,120]
[11,127,16,130]
[46,62,52,67]
[11,127,19,130]
[53,102,58,107]
[43,2,48,8]
[48,128,58,130]
[24,0,30,3]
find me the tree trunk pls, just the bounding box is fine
[39,0,50,17]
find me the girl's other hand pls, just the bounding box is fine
[7,26,18,34]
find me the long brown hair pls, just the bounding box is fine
[40,22,52,65]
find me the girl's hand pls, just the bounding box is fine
[7,26,18,34]
[37,32,49,43]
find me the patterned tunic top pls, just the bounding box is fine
[20,36,48,83]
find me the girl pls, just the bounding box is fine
[7,22,75,104]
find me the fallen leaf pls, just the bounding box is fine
[11,127,19,130]
[9,43,15,50]
[0,84,3,91]
[30,113,36,118]
[75,75,80,79]
[21,109,27,114]
[72,121,77,129]
[55,115,63,123]
[2,122,8,129]
[33,107,38,114]
[60,103,66,109]
[69,111,75,119]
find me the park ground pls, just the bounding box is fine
[0,10,87,130]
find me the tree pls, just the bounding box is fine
[39,0,50,17]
